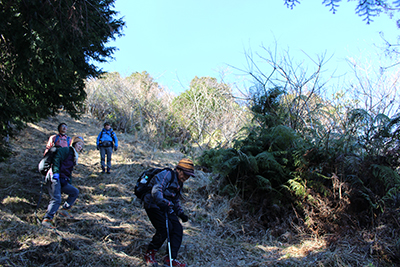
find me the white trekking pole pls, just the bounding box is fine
[165,211,173,267]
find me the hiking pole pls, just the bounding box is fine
[165,211,173,267]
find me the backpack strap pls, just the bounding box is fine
[54,134,71,146]
[100,129,116,143]
[54,134,59,145]
[110,130,116,142]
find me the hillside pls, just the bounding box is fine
[0,112,392,266]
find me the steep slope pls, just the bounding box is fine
[0,112,388,266]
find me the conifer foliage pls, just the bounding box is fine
[284,0,398,24]
[0,0,124,160]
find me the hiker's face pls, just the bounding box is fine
[74,142,84,152]
[177,169,190,183]
[105,125,111,130]
[59,125,67,134]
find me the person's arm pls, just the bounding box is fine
[51,147,68,174]
[43,135,56,155]
[113,132,118,148]
[96,132,101,146]
[150,170,175,209]
[173,197,184,216]
[172,189,188,221]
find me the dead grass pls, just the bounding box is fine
[0,112,394,267]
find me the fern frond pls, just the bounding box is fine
[371,164,400,191]
[221,184,239,198]
[359,191,379,210]
[284,177,307,198]
[348,108,371,124]
[256,175,272,191]
[255,151,285,178]
[382,186,400,203]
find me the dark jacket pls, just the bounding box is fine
[143,169,184,215]
[51,147,76,186]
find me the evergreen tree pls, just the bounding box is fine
[284,0,399,24]
[0,0,124,160]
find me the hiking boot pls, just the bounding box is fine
[59,208,74,219]
[42,218,55,229]
[101,167,105,173]
[107,168,111,174]
[164,256,186,267]
[144,249,158,265]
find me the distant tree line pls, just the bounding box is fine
[84,72,249,151]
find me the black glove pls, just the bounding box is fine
[114,147,118,151]
[166,202,174,214]
[97,145,100,150]
[179,213,188,222]
[168,206,175,214]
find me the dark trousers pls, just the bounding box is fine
[145,208,183,259]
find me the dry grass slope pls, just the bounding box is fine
[0,112,390,266]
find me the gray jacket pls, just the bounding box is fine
[143,169,184,215]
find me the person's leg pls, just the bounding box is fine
[145,208,168,251]
[100,147,106,172]
[168,213,183,259]
[61,183,79,208]
[106,146,112,171]
[44,178,62,219]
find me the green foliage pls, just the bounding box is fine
[199,119,307,206]
[284,0,397,24]
[251,86,286,128]
[200,75,400,231]
[284,177,306,199]
[371,164,400,191]
[370,164,400,209]
[0,0,124,160]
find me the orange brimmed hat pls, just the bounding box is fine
[177,158,195,177]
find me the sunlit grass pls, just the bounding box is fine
[0,112,397,267]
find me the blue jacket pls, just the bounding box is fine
[96,128,118,148]
[142,169,184,216]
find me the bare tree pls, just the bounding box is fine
[172,76,249,149]
[235,44,335,135]
[346,53,400,117]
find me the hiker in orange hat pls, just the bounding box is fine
[143,158,195,267]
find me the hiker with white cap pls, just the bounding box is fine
[143,158,195,267]
[42,136,85,228]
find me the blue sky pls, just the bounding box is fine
[97,0,400,94]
